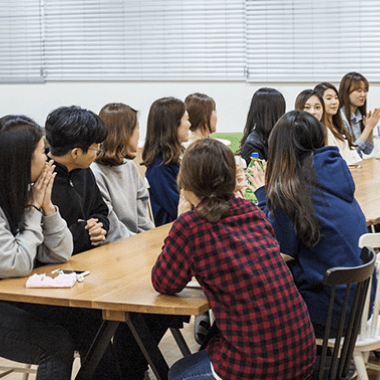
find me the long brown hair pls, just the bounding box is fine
[314,82,355,149]
[178,138,236,223]
[142,97,185,167]
[96,103,138,166]
[266,111,326,247]
[184,93,216,135]
[339,72,369,132]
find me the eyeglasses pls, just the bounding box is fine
[88,144,101,152]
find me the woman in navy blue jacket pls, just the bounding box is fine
[247,110,374,335]
[142,97,191,226]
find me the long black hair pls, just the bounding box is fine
[240,88,286,150]
[266,111,326,247]
[0,115,43,235]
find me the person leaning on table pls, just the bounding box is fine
[153,138,316,380]
[0,115,74,380]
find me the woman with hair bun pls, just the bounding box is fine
[152,138,316,380]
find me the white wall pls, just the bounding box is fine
[2,81,380,143]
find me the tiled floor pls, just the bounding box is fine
[1,320,379,380]
[0,316,200,380]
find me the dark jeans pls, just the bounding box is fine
[169,350,215,380]
[18,302,187,380]
[16,302,120,380]
[0,301,74,380]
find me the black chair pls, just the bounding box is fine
[313,246,376,380]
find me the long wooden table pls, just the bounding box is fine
[0,223,209,379]
[350,157,380,229]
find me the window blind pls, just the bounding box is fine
[44,0,246,81]
[246,0,380,82]
[0,0,44,83]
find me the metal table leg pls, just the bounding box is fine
[75,320,120,380]
[126,313,169,380]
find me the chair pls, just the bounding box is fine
[353,233,380,380]
[313,246,376,380]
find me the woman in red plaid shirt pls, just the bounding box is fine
[152,138,316,380]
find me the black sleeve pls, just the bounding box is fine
[241,136,267,165]
[69,172,110,255]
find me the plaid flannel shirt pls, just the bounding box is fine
[152,197,316,380]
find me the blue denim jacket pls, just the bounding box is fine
[341,106,374,156]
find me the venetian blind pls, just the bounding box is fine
[0,0,44,83]
[43,0,246,81]
[246,0,380,82]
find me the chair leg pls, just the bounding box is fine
[354,352,370,380]
[170,328,191,357]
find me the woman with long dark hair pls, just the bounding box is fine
[314,82,361,165]
[0,115,74,379]
[240,87,285,164]
[142,97,191,226]
[247,110,373,337]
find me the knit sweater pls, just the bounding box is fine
[91,159,154,243]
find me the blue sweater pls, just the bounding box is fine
[145,156,179,227]
[255,146,373,327]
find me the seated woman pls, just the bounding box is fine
[314,82,361,165]
[142,97,191,226]
[183,93,217,148]
[0,115,74,380]
[91,102,154,242]
[339,72,380,157]
[294,89,324,122]
[247,111,375,337]
[240,87,285,165]
[152,138,316,380]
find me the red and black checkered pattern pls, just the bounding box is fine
[152,197,316,380]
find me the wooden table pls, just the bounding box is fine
[350,157,380,229]
[0,223,209,380]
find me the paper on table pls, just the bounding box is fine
[26,272,77,288]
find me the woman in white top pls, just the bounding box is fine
[91,103,154,243]
[0,115,74,380]
[314,82,362,165]
[339,72,380,157]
